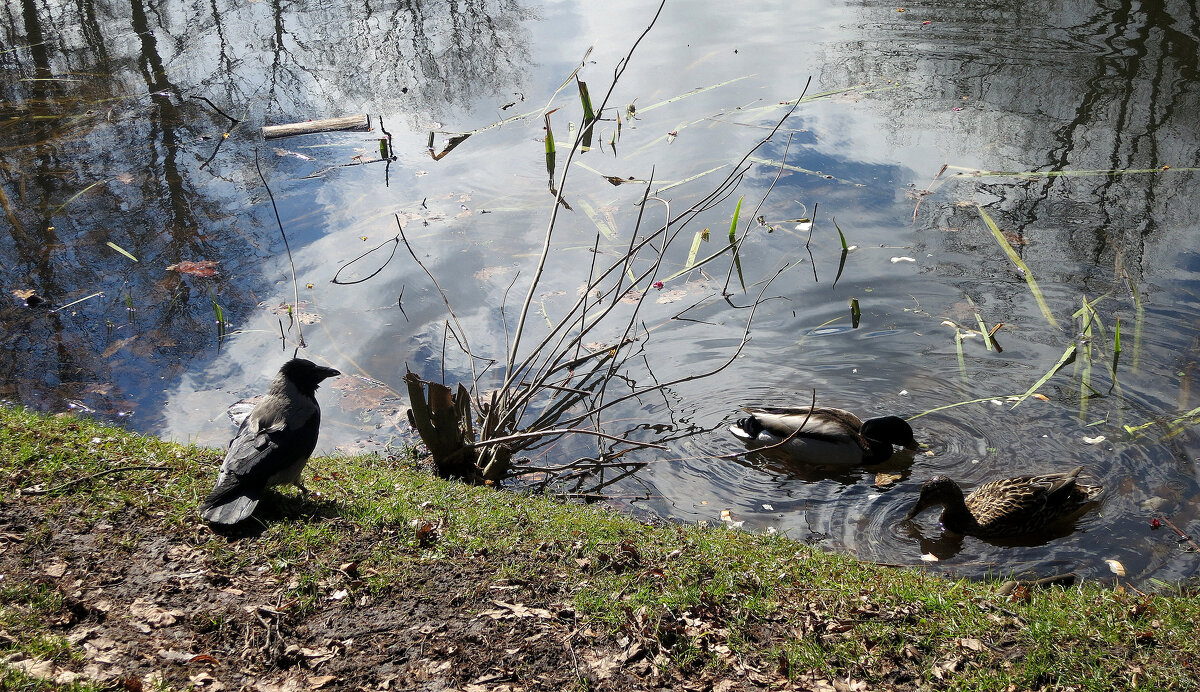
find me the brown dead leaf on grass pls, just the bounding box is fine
[129,597,183,631]
[478,601,554,619]
[43,560,69,577]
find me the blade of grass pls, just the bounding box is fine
[637,75,751,114]
[684,230,706,271]
[954,330,968,385]
[1011,342,1077,408]
[833,218,849,250]
[729,196,745,293]
[947,164,1200,178]
[1126,275,1144,371]
[577,199,618,241]
[50,179,106,216]
[106,241,138,262]
[977,206,1058,328]
[49,291,103,314]
[910,394,1026,419]
[965,295,992,352]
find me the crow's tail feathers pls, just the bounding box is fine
[199,486,260,525]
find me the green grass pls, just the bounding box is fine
[2,405,1199,690]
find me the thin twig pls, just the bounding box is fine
[254,148,305,348]
[396,217,481,387]
[471,428,669,451]
[1159,516,1200,552]
[22,466,173,496]
[503,0,667,391]
[191,95,239,125]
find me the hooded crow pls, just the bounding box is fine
[200,358,340,525]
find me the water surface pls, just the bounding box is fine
[3,0,1200,585]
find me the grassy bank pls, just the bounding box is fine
[1,406,1197,691]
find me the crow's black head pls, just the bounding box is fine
[280,358,341,394]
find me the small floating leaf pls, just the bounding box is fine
[166,260,218,277]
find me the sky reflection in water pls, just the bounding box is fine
[2,0,1200,585]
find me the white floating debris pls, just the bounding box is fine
[921,553,939,562]
[1082,435,1106,445]
[1106,559,1126,577]
[899,389,909,396]
[890,256,916,263]
[761,504,774,511]
[795,221,814,232]
[765,526,777,535]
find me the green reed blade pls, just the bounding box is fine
[637,75,751,114]
[909,393,1025,420]
[685,230,705,271]
[977,206,1058,328]
[965,295,991,352]
[106,241,138,262]
[577,78,595,123]
[850,297,861,328]
[577,199,617,241]
[729,196,745,293]
[1011,342,1077,408]
[955,330,967,385]
[833,218,848,250]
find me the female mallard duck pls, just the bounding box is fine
[905,466,1103,538]
[729,406,918,466]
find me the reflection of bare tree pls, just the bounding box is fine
[826,0,1200,285]
[0,0,534,421]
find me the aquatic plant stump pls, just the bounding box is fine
[404,371,511,482]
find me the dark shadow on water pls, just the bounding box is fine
[733,445,918,485]
[898,516,1099,563]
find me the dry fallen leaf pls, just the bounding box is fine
[43,561,68,578]
[655,288,688,304]
[166,260,219,277]
[874,472,902,487]
[129,598,183,629]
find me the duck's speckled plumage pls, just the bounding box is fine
[906,466,1103,538]
[729,406,918,467]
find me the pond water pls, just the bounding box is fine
[3,0,1200,586]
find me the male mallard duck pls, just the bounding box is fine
[729,406,918,466]
[904,466,1103,538]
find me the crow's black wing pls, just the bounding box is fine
[200,393,320,523]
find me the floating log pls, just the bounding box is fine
[261,114,370,140]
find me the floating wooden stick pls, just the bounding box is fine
[261,114,370,140]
